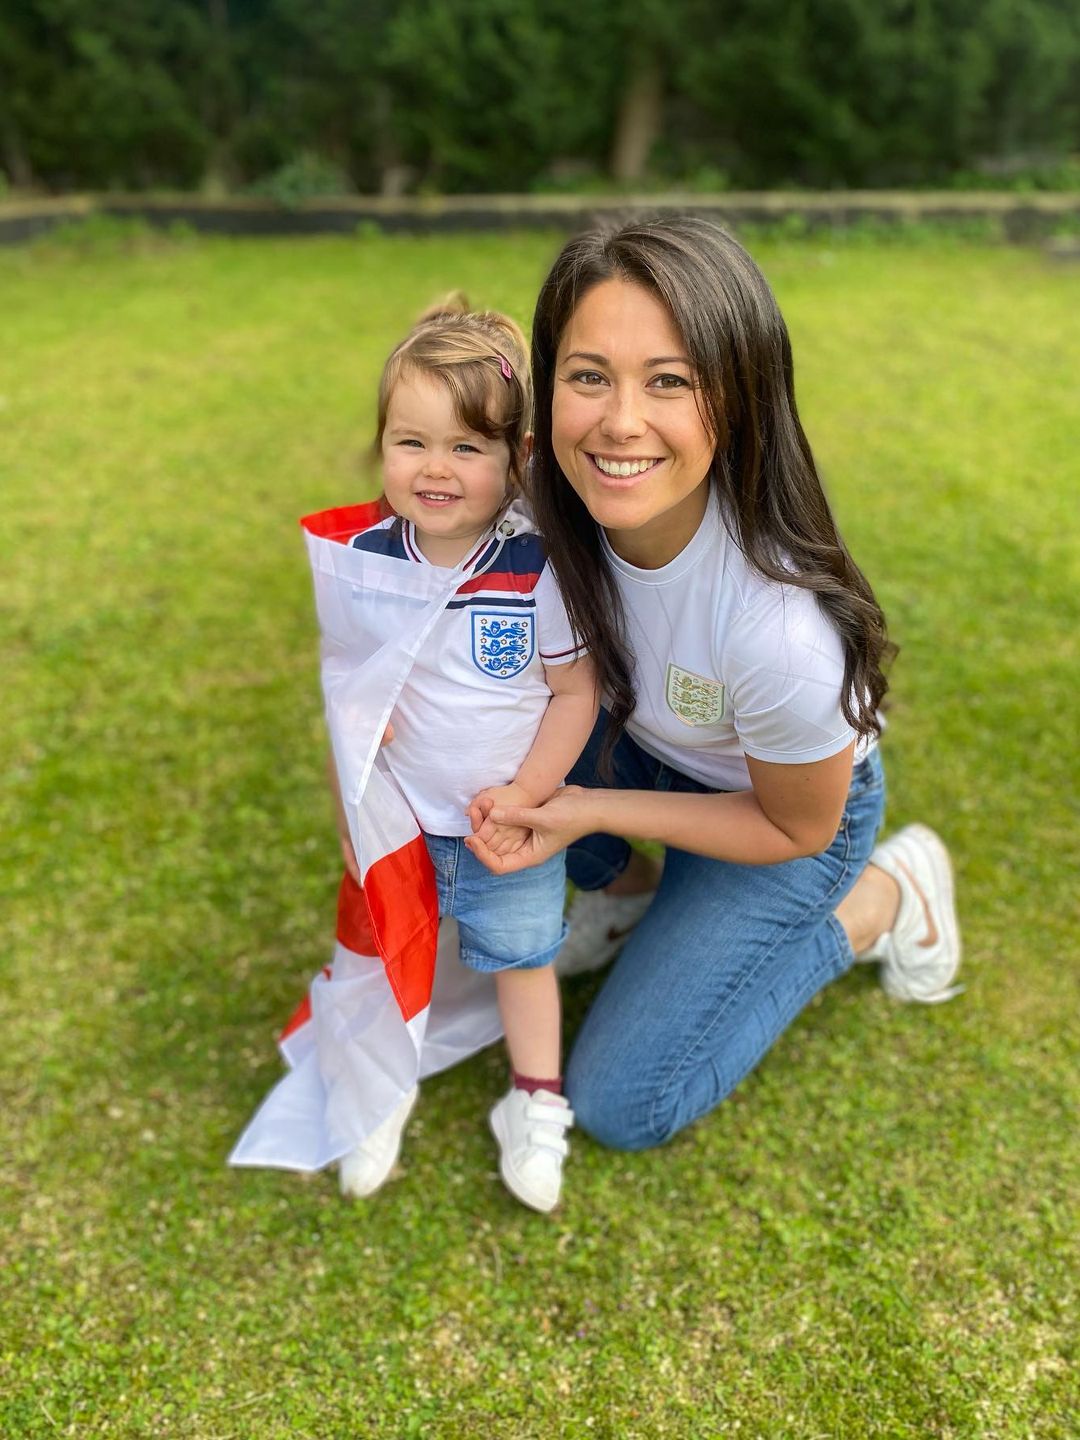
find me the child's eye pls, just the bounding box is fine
[453,442,481,454]
[397,438,423,448]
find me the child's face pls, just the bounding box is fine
[382,369,513,566]
[552,278,714,569]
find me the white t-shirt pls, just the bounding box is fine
[607,491,872,793]
[349,517,584,835]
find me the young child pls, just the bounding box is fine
[329,297,597,1213]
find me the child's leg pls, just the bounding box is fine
[452,846,573,1210]
[494,964,561,1088]
[489,963,572,1212]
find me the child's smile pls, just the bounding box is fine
[382,370,513,567]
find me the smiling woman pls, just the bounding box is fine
[463,215,964,1152]
[552,279,714,568]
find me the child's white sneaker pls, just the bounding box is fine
[489,1088,574,1213]
[553,888,656,977]
[338,1086,419,1198]
[862,824,963,1003]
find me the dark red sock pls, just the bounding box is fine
[512,1072,563,1096]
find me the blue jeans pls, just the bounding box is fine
[423,834,568,974]
[564,718,886,1150]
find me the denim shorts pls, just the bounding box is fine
[423,833,568,974]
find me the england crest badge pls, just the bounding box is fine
[471,612,535,679]
[665,663,725,726]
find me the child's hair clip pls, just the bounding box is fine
[497,353,513,383]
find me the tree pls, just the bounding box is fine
[381,0,617,191]
[0,0,214,190]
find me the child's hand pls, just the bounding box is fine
[468,783,536,857]
[339,829,361,886]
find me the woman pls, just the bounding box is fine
[466,216,961,1151]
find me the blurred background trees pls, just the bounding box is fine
[0,0,1077,194]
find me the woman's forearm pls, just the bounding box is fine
[577,786,830,866]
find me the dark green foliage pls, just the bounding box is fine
[381,0,617,191]
[0,0,214,189]
[0,0,1078,192]
[676,0,1080,187]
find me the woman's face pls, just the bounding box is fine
[551,278,715,568]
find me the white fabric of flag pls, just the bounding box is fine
[230,502,503,1173]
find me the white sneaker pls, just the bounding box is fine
[862,824,963,1003]
[489,1088,574,1213]
[553,888,656,977]
[338,1086,419,1198]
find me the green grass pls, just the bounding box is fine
[1,226,1077,1438]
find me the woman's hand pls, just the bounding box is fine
[466,782,535,856]
[465,785,595,874]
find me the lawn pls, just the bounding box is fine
[1,224,1077,1439]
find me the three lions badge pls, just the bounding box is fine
[665,663,725,726]
[472,612,535,679]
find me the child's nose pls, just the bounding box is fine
[422,451,453,478]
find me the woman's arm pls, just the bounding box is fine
[465,741,855,873]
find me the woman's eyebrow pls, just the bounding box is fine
[563,350,691,367]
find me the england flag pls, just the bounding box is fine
[229,501,503,1172]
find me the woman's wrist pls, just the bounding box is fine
[561,784,613,842]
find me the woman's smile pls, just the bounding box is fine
[589,454,664,481]
[552,278,714,568]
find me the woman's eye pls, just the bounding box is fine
[651,373,690,390]
[569,369,606,386]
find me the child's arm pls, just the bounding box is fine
[327,752,362,885]
[327,721,395,885]
[467,656,598,855]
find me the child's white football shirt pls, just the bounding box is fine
[350,518,584,835]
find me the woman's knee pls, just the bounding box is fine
[565,1054,680,1153]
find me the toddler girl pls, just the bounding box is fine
[329,297,597,1212]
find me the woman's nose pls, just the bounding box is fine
[599,385,646,442]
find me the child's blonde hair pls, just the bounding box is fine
[374,293,532,490]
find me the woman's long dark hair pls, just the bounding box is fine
[529,215,894,761]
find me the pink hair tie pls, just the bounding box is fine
[497,353,513,382]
